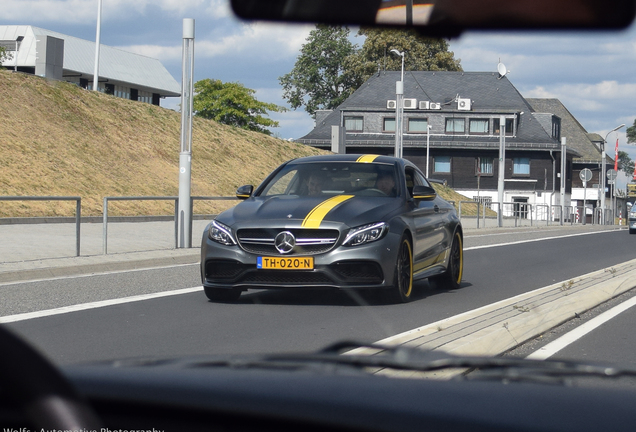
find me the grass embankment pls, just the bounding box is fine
[0,70,325,217]
[433,184,497,217]
[0,70,486,219]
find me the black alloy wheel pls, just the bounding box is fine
[431,232,463,290]
[391,236,414,303]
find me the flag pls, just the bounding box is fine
[614,138,619,171]
[633,163,636,181]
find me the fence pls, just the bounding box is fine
[0,196,81,256]
[102,196,238,254]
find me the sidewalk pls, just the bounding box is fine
[0,219,625,284]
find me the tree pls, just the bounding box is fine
[0,46,9,67]
[279,25,358,117]
[618,150,635,177]
[627,118,636,144]
[343,27,463,89]
[193,79,285,135]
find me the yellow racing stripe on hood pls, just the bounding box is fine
[356,155,380,163]
[302,195,354,228]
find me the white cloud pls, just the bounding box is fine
[1,0,212,23]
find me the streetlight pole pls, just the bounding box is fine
[177,19,195,248]
[497,116,506,227]
[602,124,625,224]
[93,0,102,92]
[426,124,431,177]
[390,49,405,158]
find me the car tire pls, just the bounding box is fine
[431,231,463,290]
[630,228,635,234]
[204,286,242,302]
[389,236,414,303]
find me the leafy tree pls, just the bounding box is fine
[0,46,9,67]
[193,79,285,135]
[344,27,463,88]
[618,150,635,177]
[627,118,636,144]
[279,25,358,117]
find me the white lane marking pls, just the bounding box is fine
[0,287,202,323]
[525,295,636,360]
[465,229,616,251]
[0,263,198,287]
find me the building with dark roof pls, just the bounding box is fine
[298,71,580,214]
[526,99,614,219]
[0,25,180,105]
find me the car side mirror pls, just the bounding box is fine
[236,185,254,200]
[412,185,436,201]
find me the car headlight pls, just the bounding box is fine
[343,222,387,247]
[208,220,237,246]
[630,211,636,218]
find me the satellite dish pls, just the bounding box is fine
[497,62,507,78]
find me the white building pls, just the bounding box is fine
[0,25,180,105]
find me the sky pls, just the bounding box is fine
[3,0,636,181]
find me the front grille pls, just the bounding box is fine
[237,228,339,256]
[242,271,334,285]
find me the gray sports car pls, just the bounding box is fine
[200,154,463,302]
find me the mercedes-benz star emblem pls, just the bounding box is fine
[275,231,295,254]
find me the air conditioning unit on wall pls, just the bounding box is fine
[387,100,397,109]
[458,98,472,111]
[429,103,441,110]
[419,101,430,110]
[403,98,417,109]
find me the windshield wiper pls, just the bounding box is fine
[101,341,636,384]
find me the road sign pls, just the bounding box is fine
[607,169,617,181]
[580,168,592,182]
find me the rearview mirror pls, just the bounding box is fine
[231,0,636,36]
[412,185,436,200]
[236,185,254,200]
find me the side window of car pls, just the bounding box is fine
[405,168,415,197]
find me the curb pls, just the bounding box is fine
[348,258,636,378]
[0,250,200,284]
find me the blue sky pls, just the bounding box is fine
[4,0,636,171]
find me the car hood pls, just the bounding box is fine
[218,195,402,229]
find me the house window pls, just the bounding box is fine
[434,156,451,173]
[513,157,530,175]
[408,118,428,133]
[493,118,514,136]
[383,117,396,132]
[477,158,494,175]
[344,116,363,132]
[445,118,465,134]
[552,118,561,139]
[469,119,489,134]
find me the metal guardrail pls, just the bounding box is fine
[102,196,237,254]
[0,196,81,256]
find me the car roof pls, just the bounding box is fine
[286,154,410,167]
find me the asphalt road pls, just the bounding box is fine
[4,227,635,366]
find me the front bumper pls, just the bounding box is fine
[200,229,402,290]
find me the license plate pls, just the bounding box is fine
[257,256,314,270]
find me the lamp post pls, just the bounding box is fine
[93,0,102,92]
[602,124,625,224]
[426,124,431,177]
[390,49,405,158]
[177,19,195,248]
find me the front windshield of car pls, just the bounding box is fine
[259,162,399,197]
